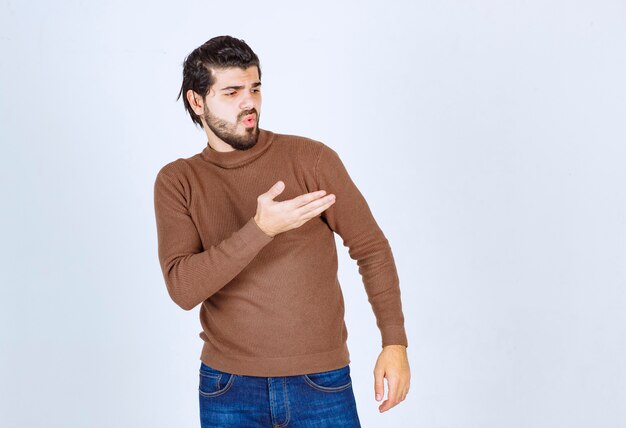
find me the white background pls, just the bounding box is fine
[1,0,625,427]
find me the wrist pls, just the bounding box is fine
[253,216,274,238]
[383,344,407,351]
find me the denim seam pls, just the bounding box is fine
[274,377,291,428]
[198,373,235,398]
[303,367,352,393]
[269,379,278,426]
[303,374,352,392]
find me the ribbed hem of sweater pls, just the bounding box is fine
[200,340,351,377]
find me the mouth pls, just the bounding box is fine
[242,114,257,127]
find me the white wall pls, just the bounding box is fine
[1,0,625,427]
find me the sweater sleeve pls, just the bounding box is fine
[153,169,274,310]
[315,145,408,349]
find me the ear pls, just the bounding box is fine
[186,90,204,116]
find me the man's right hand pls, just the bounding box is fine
[254,180,336,238]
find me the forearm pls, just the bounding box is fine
[159,216,273,310]
[154,170,274,310]
[315,144,408,348]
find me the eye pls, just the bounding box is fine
[225,91,236,96]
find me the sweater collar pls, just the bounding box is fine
[200,128,274,168]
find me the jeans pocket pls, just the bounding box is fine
[198,362,235,397]
[303,365,352,392]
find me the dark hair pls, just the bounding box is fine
[176,35,262,129]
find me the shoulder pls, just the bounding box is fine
[154,157,196,187]
[156,158,181,178]
[267,131,348,177]
[269,130,332,157]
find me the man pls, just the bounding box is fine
[154,35,410,427]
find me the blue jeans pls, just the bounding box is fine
[199,361,362,427]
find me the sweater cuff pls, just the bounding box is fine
[381,325,409,349]
[239,216,274,249]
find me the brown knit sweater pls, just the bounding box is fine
[153,128,408,376]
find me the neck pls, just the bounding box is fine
[205,131,236,153]
[200,128,273,169]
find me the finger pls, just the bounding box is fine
[286,190,327,208]
[297,194,335,217]
[379,377,398,412]
[307,202,335,220]
[262,180,285,201]
[374,370,385,402]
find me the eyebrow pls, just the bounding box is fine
[220,82,262,91]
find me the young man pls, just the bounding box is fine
[154,35,410,427]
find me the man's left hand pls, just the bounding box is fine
[373,344,410,413]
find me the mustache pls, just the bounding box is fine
[239,109,258,120]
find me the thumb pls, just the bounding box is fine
[374,370,385,401]
[265,180,285,200]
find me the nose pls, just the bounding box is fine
[239,92,255,111]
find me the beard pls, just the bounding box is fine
[202,105,260,151]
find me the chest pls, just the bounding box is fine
[188,161,319,247]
